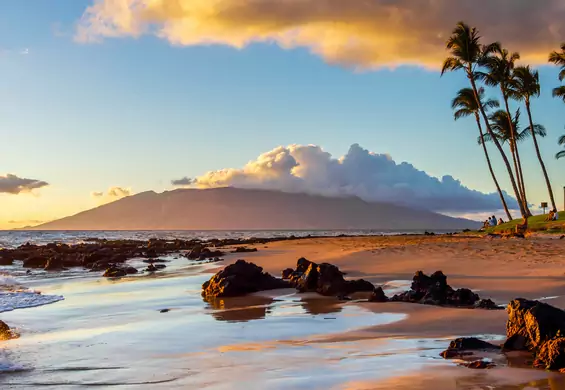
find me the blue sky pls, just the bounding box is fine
[1,1,565,227]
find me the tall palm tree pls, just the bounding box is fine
[512,65,557,211]
[549,44,565,98]
[477,44,531,216]
[441,22,527,220]
[451,88,512,220]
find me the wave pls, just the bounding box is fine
[0,291,64,313]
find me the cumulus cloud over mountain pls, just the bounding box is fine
[193,144,518,213]
[77,0,565,68]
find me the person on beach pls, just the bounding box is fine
[553,209,559,221]
[546,210,555,222]
[498,218,504,225]
[489,216,497,227]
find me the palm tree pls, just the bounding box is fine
[441,22,527,220]
[549,44,565,100]
[512,65,557,211]
[451,88,512,220]
[556,135,565,160]
[477,44,531,216]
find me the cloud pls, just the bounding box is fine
[8,220,44,225]
[91,187,132,202]
[76,0,565,69]
[193,143,519,213]
[107,187,131,197]
[0,174,49,194]
[171,177,194,186]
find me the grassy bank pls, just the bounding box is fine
[485,212,565,234]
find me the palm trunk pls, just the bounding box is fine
[468,71,527,220]
[476,114,513,220]
[502,93,531,216]
[525,100,557,211]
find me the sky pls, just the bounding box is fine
[1,0,565,229]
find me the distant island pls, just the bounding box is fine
[30,188,478,231]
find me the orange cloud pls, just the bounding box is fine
[76,0,565,69]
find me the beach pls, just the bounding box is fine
[1,233,565,388]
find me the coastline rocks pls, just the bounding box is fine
[0,320,13,341]
[534,338,565,370]
[368,287,389,302]
[440,337,500,359]
[23,255,48,269]
[281,268,294,279]
[103,266,137,277]
[390,271,485,308]
[504,298,565,352]
[286,258,375,297]
[187,245,225,260]
[44,258,66,271]
[202,260,291,298]
[461,360,495,369]
[231,247,258,253]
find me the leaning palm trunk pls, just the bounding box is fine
[502,95,531,216]
[469,75,527,220]
[476,113,513,220]
[525,101,557,211]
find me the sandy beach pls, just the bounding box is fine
[209,234,565,389]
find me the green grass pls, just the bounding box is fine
[484,212,565,234]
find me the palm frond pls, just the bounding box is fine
[558,134,565,145]
[556,150,565,160]
[553,86,565,101]
[441,57,463,75]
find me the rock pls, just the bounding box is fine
[474,298,502,310]
[103,267,127,278]
[0,320,13,341]
[124,267,138,275]
[534,338,565,370]
[146,264,158,272]
[202,260,291,298]
[440,349,474,359]
[461,360,495,369]
[281,268,294,279]
[23,255,48,268]
[187,245,203,260]
[44,258,66,271]
[390,270,481,307]
[0,250,14,266]
[504,298,565,352]
[160,309,170,313]
[288,259,374,297]
[448,337,500,351]
[368,287,389,302]
[231,247,258,253]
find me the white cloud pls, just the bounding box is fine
[194,144,519,213]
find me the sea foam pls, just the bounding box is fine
[0,291,64,313]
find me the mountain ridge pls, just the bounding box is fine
[31,188,478,231]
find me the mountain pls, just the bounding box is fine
[31,188,478,231]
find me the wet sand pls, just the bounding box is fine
[2,234,565,389]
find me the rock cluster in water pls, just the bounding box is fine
[373,270,501,309]
[202,260,291,298]
[0,320,16,341]
[283,258,375,297]
[440,298,565,372]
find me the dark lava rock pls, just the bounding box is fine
[390,271,481,308]
[146,264,158,272]
[440,350,474,359]
[504,298,565,352]
[103,267,127,278]
[202,260,291,298]
[281,268,294,279]
[440,337,499,360]
[23,255,48,268]
[0,320,13,341]
[287,258,374,297]
[534,338,565,370]
[368,287,389,302]
[231,247,258,253]
[461,360,495,369]
[187,245,203,260]
[448,337,500,351]
[44,258,66,271]
[0,250,14,266]
[124,267,138,275]
[142,259,168,264]
[474,298,502,310]
[160,309,170,313]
